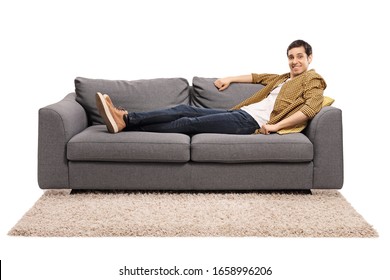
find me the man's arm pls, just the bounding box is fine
[260,111,309,134]
[214,75,252,91]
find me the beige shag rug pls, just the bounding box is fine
[8,190,378,237]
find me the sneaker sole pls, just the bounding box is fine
[96,92,118,133]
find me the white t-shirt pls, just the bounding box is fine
[241,81,288,127]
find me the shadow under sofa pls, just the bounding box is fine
[38,77,343,191]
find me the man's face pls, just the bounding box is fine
[288,46,312,78]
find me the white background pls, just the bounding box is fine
[1,0,389,279]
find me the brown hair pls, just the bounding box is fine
[287,40,312,56]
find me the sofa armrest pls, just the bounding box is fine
[304,106,344,189]
[38,93,88,189]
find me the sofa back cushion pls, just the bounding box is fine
[75,77,190,125]
[191,77,265,109]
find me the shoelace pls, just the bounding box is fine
[115,106,126,111]
[113,106,128,114]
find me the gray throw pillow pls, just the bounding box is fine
[75,77,190,125]
[191,77,265,109]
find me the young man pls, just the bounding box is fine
[96,39,326,135]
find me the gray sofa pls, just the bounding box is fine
[38,77,343,190]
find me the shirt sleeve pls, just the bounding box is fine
[300,75,327,118]
[252,73,280,85]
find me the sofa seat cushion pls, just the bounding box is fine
[67,125,191,162]
[191,133,313,163]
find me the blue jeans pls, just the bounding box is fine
[124,104,260,134]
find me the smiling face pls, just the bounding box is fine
[288,46,312,78]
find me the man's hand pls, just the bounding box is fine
[260,124,279,134]
[214,78,231,91]
[260,111,309,134]
[214,75,252,91]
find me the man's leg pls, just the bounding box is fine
[96,93,227,134]
[125,104,229,128]
[136,110,260,135]
[96,93,259,135]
